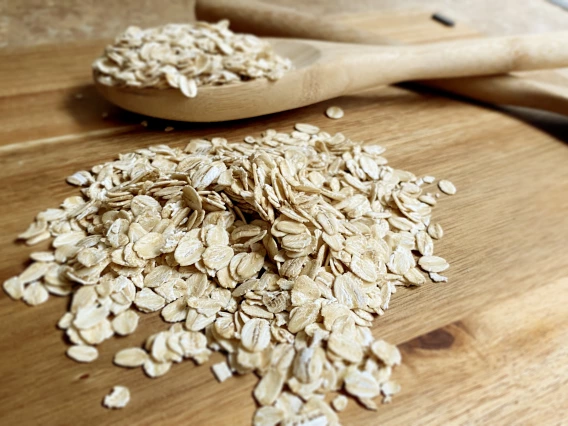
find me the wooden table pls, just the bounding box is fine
[0,10,567,426]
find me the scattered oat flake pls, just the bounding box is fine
[57,312,73,329]
[429,272,448,282]
[103,386,130,409]
[428,223,444,240]
[344,369,380,399]
[73,305,109,330]
[164,126,174,132]
[30,251,55,262]
[143,359,172,378]
[67,345,99,363]
[294,123,320,134]
[3,277,24,300]
[211,361,233,383]
[19,262,49,284]
[418,255,450,273]
[438,179,457,195]
[114,348,148,368]
[22,282,49,306]
[371,340,402,367]
[325,106,344,119]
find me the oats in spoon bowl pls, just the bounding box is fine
[92,20,292,97]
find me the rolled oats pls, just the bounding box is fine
[134,288,166,312]
[112,310,140,335]
[371,340,402,367]
[73,305,109,330]
[429,272,448,283]
[143,359,172,378]
[325,106,344,120]
[114,348,149,367]
[19,262,50,284]
[427,223,444,240]
[93,21,292,97]
[210,361,232,383]
[294,123,320,135]
[344,369,381,399]
[22,282,49,306]
[103,386,130,409]
[4,124,458,425]
[254,406,286,426]
[254,368,285,406]
[416,231,434,256]
[438,180,457,195]
[418,255,450,273]
[241,318,271,352]
[66,345,99,363]
[331,395,348,412]
[3,277,24,300]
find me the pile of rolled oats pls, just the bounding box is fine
[3,124,455,425]
[92,21,292,98]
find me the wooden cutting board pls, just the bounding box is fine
[0,10,567,426]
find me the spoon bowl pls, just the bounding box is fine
[94,39,324,122]
[94,33,568,122]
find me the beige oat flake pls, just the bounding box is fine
[103,386,130,409]
[294,123,320,135]
[211,361,233,383]
[112,310,140,336]
[325,106,344,119]
[418,255,450,273]
[332,395,348,412]
[3,277,24,300]
[241,318,271,352]
[114,347,149,368]
[438,179,457,195]
[66,345,99,363]
[428,223,444,240]
[22,282,49,306]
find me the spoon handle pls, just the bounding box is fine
[196,0,568,116]
[377,33,568,82]
[196,0,398,46]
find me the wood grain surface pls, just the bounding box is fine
[5,0,568,48]
[1,10,567,426]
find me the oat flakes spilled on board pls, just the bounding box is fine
[4,125,456,424]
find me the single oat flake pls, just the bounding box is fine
[66,345,99,363]
[103,386,130,409]
[438,179,457,195]
[211,361,233,383]
[114,348,148,368]
[3,124,458,425]
[325,106,344,119]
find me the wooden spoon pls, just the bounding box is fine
[95,34,568,122]
[196,0,568,117]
